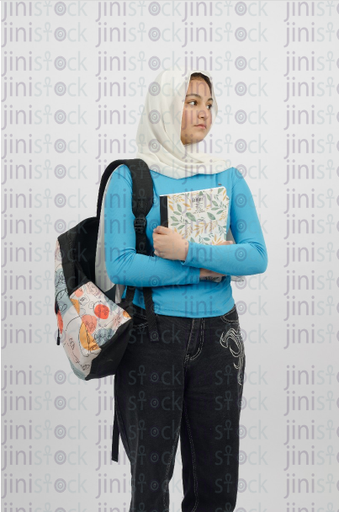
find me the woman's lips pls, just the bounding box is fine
[195,124,206,128]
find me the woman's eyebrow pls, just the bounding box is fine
[186,93,213,101]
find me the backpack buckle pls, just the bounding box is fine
[134,215,147,233]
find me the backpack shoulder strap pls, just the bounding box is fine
[96,158,153,225]
[97,158,153,256]
[123,160,158,342]
[127,159,153,256]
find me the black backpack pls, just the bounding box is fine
[54,158,159,461]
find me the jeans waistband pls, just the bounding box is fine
[131,304,238,322]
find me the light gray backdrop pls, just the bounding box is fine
[1,1,338,511]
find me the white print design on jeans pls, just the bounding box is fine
[219,326,245,386]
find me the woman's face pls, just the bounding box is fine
[181,78,213,146]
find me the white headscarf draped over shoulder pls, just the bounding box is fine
[135,68,230,179]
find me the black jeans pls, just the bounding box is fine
[114,303,246,512]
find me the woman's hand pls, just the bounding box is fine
[153,226,188,261]
[152,227,234,277]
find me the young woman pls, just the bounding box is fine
[104,68,268,512]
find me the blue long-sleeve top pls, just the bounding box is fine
[104,164,268,317]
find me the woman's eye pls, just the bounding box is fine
[187,101,213,109]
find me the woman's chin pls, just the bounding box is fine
[182,134,206,146]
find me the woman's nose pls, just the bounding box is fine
[198,109,208,120]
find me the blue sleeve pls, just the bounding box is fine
[180,168,268,276]
[104,166,201,287]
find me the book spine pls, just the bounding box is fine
[160,195,168,227]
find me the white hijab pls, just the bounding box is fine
[135,68,231,179]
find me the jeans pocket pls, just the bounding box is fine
[220,304,239,324]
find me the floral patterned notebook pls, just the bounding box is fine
[160,186,230,282]
[160,186,229,242]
